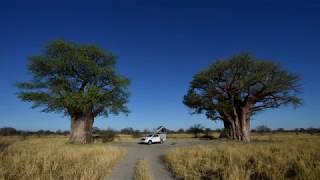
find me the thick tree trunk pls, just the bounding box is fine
[69,113,94,144]
[221,120,250,142]
[219,121,232,138]
[219,107,251,142]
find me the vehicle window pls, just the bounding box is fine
[147,135,152,137]
[154,134,159,137]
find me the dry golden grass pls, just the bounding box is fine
[166,133,195,139]
[133,159,153,180]
[0,136,20,147]
[0,136,124,180]
[113,134,139,142]
[165,133,320,180]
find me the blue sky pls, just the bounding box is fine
[0,0,319,131]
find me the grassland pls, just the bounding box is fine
[1,133,319,180]
[133,159,153,180]
[165,133,320,180]
[0,136,124,180]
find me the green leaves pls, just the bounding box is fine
[184,53,302,120]
[17,39,130,117]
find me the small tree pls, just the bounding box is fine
[256,125,272,133]
[98,128,117,143]
[177,128,185,133]
[187,124,204,138]
[204,128,212,136]
[17,40,130,144]
[143,129,150,134]
[183,53,301,142]
[120,127,135,134]
[0,127,18,136]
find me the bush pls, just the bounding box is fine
[120,127,135,134]
[177,128,185,133]
[0,127,18,136]
[132,130,142,138]
[187,124,204,138]
[256,125,272,133]
[98,129,117,143]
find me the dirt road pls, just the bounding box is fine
[109,139,217,180]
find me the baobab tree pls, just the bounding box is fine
[183,53,301,142]
[17,40,130,144]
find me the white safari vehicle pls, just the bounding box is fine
[140,126,167,145]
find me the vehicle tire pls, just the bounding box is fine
[148,140,152,145]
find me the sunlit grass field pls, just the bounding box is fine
[0,136,124,180]
[167,133,219,139]
[1,133,319,180]
[165,133,320,180]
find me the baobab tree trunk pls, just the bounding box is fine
[69,113,94,144]
[221,119,250,142]
[219,107,251,142]
[219,121,232,139]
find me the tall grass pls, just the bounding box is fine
[165,134,320,180]
[134,159,153,180]
[0,136,124,180]
[0,136,21,152]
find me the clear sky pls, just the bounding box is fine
[0,0,319,131]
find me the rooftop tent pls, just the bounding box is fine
[155,126,167,134]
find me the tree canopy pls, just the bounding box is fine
[184,53,301,121]
[17,40,130,118]
[183,53,302,141]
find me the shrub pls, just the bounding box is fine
[98,129,117,143]
[256,125,272,133]
[187,124,204,138]
[0,127,18,136]
[132,130,142,138]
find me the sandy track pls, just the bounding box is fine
[109,139,217,180]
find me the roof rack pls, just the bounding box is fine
[154,126,166,134]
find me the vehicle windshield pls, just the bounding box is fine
[147,135,153,137]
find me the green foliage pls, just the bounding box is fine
[187,124,204,138]
[183,53,302,120]
[256,125,272,133]
[17,40,130,117]
[97,129,117,143]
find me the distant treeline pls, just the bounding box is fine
[1,125,319,136]
[251,125,320,134]
[0,127,70,136]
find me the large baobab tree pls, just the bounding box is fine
[183,53,301,142]
[17,40,130,144]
